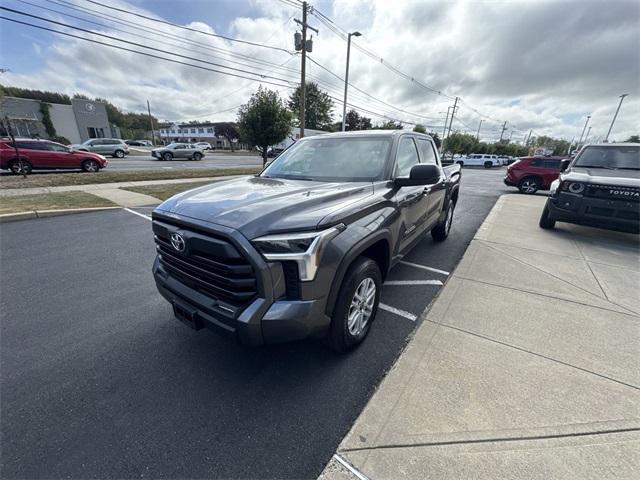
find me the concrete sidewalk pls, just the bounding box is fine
[321,194,640,480]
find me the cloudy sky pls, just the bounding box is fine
[1,0,638,143]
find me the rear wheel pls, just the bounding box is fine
[326,257,381,353]
[163,152,173,161]
[483,161,493,169]
[193,152,202,161]
[9,159,32,175]
[81,159,100,172]
[113,149,125,158]
[456,161,464,167]
[539,202,556,229]
[518,176,539,194]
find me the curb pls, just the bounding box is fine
[0,206,121,223]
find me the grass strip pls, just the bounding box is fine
[0,191,116,214]
[0,168,259,190]
[122,181,216,201]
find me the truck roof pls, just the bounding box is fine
[303,130,431,139]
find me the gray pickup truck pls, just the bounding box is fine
[540,143,639,233]
[151,130,461,351]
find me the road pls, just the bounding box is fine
[106,153,264,171]
[1,169,516,479]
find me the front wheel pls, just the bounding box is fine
[483,161,493,169]
[193,152,202,161]
[431,201,455,242]
[539,202,556,229]
[113,149,125,158]
[82,159,100,172]
[326,257,382,353]
[163,152,173,161]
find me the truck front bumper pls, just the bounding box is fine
[547,192,639,234]
[153,257,332,346]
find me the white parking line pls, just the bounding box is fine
[379,303,417,321]
[333,454,370,480]
[384,280,443,286]
[123,208,152,221]
[399,260,450,276]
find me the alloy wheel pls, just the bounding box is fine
[347,277,376,336]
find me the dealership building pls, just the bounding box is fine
[0,96,119,144]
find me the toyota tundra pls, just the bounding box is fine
[151,131,461,351]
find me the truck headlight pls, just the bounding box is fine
[252,225,345,281]
[561,181,585,194]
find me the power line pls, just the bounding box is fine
[0,7,299,86]
[0,15,294,89]
[84,0,290,53]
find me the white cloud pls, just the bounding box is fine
[3,0,638,141]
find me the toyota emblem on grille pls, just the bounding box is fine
[170,232,186,252]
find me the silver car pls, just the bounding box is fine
[151,143,204,161]
[71,138,129,158]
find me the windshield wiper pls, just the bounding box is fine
[575,165,614,169]
[615,167,640,170]
[283,175,315,181]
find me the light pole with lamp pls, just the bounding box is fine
[341,31,362,131]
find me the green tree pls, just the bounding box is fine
[287,82,334,130]
[238,87,292,165]
[443,132,477,155]
[428,132,441,149]
[624,135,639,143]
[413,124,427,134]
[344,109,372,131]
[375,120,403,130]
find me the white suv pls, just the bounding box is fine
[459,154,498,168]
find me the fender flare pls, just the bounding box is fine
[325,229,393,317]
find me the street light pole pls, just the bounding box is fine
[475,119,483,141]
[577,115,591,145]
[341,31,361,131]
[584,126,592,144]
[604,93,628,142]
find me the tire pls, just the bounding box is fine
[8,159,32,175]
[193,152,202,161]
[163,152,173,161]
[456,161,464,167]
[81,159,100,172]
[326,257,382,353]
[518,176,540,194]
[483,161,493,169]
[431,200,455,242]
[113,150,125,158]
[539,202,556,229]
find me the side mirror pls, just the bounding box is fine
[394,164,441,187]
[560,159,571,172]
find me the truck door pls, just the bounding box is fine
[417,138,446,228]
[394,136,430,251]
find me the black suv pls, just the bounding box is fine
[151,131,461,351]
[540,143,639,233]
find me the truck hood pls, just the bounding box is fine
[564,167,640,188]
[154,176,374,238]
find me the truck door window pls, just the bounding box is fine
[395,137,420,177]
[417,139,437,165]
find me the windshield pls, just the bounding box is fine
[574,145,640,170]
[165,143,180,149]
[261,136,392,182]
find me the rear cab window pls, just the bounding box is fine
[417,138,438,165]
[395,136,421,177]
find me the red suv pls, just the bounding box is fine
[504,156,566,194]
[0,138,109,175]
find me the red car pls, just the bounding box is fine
[503,156,566,194]
[0,138,109,174]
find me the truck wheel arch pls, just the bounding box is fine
[325,232,392,318]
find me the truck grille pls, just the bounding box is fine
[152,219,258,310]
[585,184,640,202]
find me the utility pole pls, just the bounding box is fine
[441,107,451,151]
[147,99,156,146]
[604,93,628,142]
[342,31,362,131]
[524,129,532,146]
[294,2,318,139]
[577,115,591,145]
[584,126,592,144]
[475,119,483,141]
[498,121,508,142]
[445,97,459,143]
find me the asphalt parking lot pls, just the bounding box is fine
[1,168,514,479]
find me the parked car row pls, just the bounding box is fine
[455,154,516,168]
[0,138,109,174]
[124,139,152,147]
